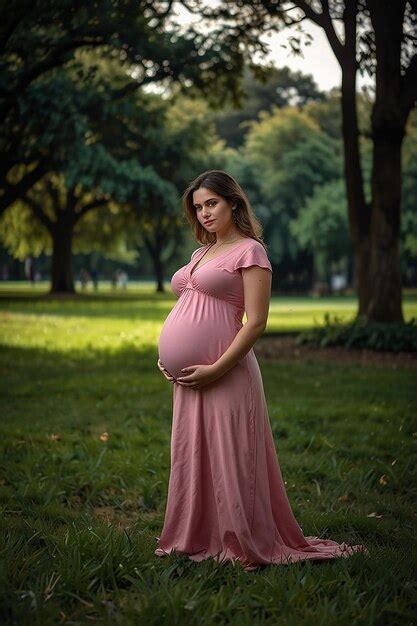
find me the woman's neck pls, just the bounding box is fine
[215,227,244,245]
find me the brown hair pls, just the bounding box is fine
[182,169,268,250]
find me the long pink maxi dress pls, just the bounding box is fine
[155,237,367,571]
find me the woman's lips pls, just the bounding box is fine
[204,219,215,226]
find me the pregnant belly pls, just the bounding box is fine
[158,307,238,380]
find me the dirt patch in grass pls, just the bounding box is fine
[89,503,160,530]
[255,335,417,368]
[90,505,140,529]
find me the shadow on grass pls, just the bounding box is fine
[0,289,172,302]
[0,295,175,320]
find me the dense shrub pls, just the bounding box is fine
[296,313,417,352]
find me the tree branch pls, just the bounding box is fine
[111,69,171,101]
[74,199,109,222]
[24,196,54,232]
[294,0,344,64]
[342,0,359,70]
[0,9,26,53]
[0,161,47,218]
[0,37,106,119]
[292,0,322,23]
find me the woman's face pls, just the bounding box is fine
[192,187,234,233]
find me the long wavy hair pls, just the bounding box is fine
[182,170,268,250]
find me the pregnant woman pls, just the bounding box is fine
[155,169,367,571]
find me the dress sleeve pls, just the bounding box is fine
[233,241,273,273]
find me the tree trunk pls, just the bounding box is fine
[367,0,406,322]
[367,126,404,322]
[150,250,165,293]
[144,235,165,293]
[352,240,371,317]
[339,2,371,318]
[50,217,76,294]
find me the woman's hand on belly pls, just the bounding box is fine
[157,358,175,383]
[175,364,223,390]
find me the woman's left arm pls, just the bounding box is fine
[176,265,272,388]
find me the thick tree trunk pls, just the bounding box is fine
[367,0,406,322]
[339,2,371,318]
[50,218,76,294]
[367,127,404,322]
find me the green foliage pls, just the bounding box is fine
[1,0,252,114]
[0,201,50,259]
[303,90,343,139]
[214,64,325,147]
[242,106,341,264]
[19,73,178,204]
[290,179,351,279]
[290,180,349,255]
[297,313,417,352]
[0,77,179,260]
[1,0,265,290]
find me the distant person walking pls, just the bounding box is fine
[24,257,35,286]
[90,268,99,291]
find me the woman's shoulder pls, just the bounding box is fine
[232,237,272,272]
[237,237,269,255]
[244,237,267,248]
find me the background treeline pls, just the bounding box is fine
[1,1,416,322]
[3,66,416,292]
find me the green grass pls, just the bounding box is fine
[0,286,416,625]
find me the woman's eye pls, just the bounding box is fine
[195,201,216,210]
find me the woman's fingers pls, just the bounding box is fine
[157,359,175,382]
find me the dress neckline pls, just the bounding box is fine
[190,238,252,276]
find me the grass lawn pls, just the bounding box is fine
[0,285,416,625]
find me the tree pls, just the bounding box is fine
[0,87,225,293]
[213,64,325,147]
[241,107,341,288]
[0,74,178,293]
[0,0,258,218]
[400,111,417,284]
[290,179,351,283]
[192,0,417,322]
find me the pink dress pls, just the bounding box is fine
[155,237,368,570]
